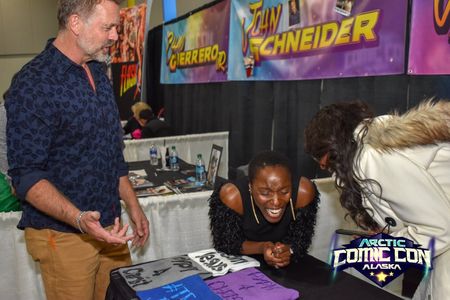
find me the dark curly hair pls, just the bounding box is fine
[304,101,379,231]
[248,150,292,183]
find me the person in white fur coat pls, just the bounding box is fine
[304,100,450,300]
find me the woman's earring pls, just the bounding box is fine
[249,185,260,225]
[289,198,296,221]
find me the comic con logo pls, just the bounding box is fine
[331,233,433,287]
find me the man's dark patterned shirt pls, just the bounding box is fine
[5,41,128,232]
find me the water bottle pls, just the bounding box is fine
[195,154,206,185]
[169,146,180,171]
[149,144,158,166]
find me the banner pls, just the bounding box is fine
[109,3,146,120]
[160,0,230,84]
[228,0,408,80]
[408,0,450,75]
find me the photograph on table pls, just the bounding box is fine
[206,144,223,187]
[135,185,174,197]
[128,170,154,190]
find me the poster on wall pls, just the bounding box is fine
[228,0,408,81]
[109,3,146,120]
[408,0,450,75]
[160,0,230,84]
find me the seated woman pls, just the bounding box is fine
[209,151,319,268]
[139,109,173,138]
[123,101,151,137]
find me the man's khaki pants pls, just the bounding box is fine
[25,227,132,300]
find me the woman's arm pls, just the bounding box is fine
[208,183,245,255]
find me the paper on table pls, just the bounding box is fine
[129,169,147,177]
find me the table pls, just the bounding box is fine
[124,160,215,263]
[0,177,405,299]
[123,131,229,179]
[106,254,402,300]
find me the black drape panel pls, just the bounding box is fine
[321,76,409,113]
[408,75,450,107]
[163,81,274,170]
[272,80,322,179]
[227,81,274,167]
[145,25,164,114]
[145,25,450,179]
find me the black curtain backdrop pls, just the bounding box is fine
[145,24,164,115]
[145,25,450,179]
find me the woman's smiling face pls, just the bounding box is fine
[250,165,292,223]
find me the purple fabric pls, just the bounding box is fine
[408,0,450,74]
[206,268,299,300]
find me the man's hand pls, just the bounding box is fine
[79,211,134,244]
[127,205,150,247]
[118,175,150,247]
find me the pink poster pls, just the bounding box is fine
[408,0,450,74]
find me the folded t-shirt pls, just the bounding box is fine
[206,268,299,300]
[118,255,211,291]
[136,274,220,300]
[188,248,260,276]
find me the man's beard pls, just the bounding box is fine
[79,36,113,62]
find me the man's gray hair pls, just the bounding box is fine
[57,0,122,29]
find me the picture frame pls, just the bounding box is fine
[334,0,354,17]
[288,0,301,27]
[206,144,223,186]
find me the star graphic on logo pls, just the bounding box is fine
[375,272,389,282]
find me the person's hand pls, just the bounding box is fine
[262,242,276,265]
[79,211,135,244]
[262,242,292,268]
[127,205,150,247]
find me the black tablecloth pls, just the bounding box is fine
[128,159,195,187]
[106,254,402,300]
[128,160,224,190]
[255,254,402,300]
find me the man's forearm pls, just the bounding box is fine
[119,175,140,209]
[26,179,80,228]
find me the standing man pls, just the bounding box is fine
[5,1,149,299]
